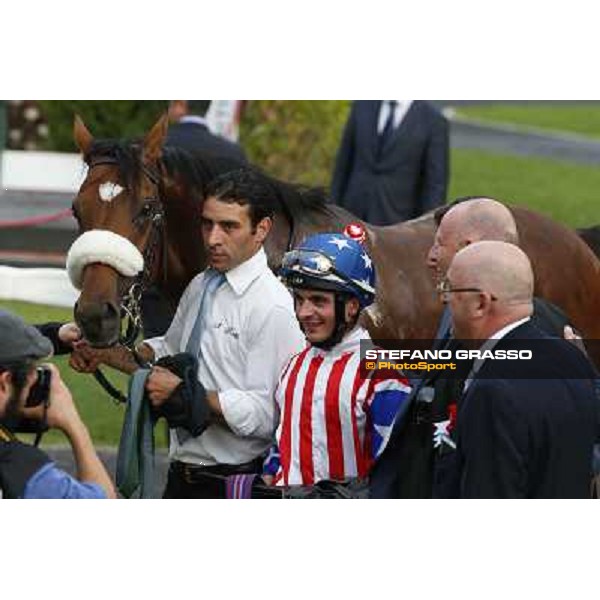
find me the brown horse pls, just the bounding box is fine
[69,114,600,367]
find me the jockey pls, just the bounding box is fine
[266,227,411,495]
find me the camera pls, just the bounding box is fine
[25,366,52,408]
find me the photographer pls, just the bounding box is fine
[0,309,115,499]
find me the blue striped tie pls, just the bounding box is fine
[186,269,226,361]
[176,269,225,444]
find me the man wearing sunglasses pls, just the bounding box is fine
[262,230,411,497]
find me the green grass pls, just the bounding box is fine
[457,102,600,140]
[450,148,600,227]
[0,299,150,447]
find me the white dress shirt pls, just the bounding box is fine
[463,317,531,392]
[377,100,414,134]
[145,247,306,466]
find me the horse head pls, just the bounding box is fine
[69,114,169,347]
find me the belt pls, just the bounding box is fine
[171,458,262,484]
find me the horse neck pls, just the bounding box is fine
[265,203,353,269]
[294,203,356,245]
[157,177,207,299]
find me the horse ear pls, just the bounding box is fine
[73,114,93,155]
[143,113,169,165]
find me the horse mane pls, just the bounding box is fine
[86,138,229,197]
[256,170,333,223]
[86,138,334,223]
[85,139,145,193]
[161,145,335,224]
[161,145,240,197]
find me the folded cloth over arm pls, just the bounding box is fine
[116,353,210,498]
[151,353,210,437]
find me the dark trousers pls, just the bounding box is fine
[163,459,263,499]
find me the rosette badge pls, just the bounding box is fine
[343,222,367,244]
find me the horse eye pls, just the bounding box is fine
[141,202,154,216]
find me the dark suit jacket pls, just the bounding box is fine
[369,299,580,499]
[165,121,247,164]
[331,100,449,225]
[454,322,598,498]
[369,306,454,499]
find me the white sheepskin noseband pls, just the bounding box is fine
[66,229,144,290]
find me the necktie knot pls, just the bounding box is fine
[205,268,226,288]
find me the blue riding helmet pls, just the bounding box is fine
[280,233,376,308]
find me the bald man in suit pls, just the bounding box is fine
[445,242,598,498]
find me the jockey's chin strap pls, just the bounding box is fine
[311,293,356,351]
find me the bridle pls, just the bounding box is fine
[84,155,167,402]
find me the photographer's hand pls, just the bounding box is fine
[40,364,116,498]
[42,364,84,430]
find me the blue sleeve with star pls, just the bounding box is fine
[366,376,411,459]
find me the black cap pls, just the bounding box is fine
[0,310,53,364]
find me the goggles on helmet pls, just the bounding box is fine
[281,249,374,295]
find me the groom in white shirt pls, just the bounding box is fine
[72,168,305,498]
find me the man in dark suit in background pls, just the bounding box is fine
[445,241,598,498]
[166,100,247,163]
[331,100,449,225]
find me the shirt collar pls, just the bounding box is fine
[179,115,208,127]
[487,316,531,343]
[224,247,269,296]
[464,316,531,391]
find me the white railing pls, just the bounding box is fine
[0,266,77,307]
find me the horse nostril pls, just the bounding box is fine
[103,302,119,320]
[74,300,121,346]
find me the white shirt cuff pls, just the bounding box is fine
[219,389,274,439]
[143,337,170,360]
